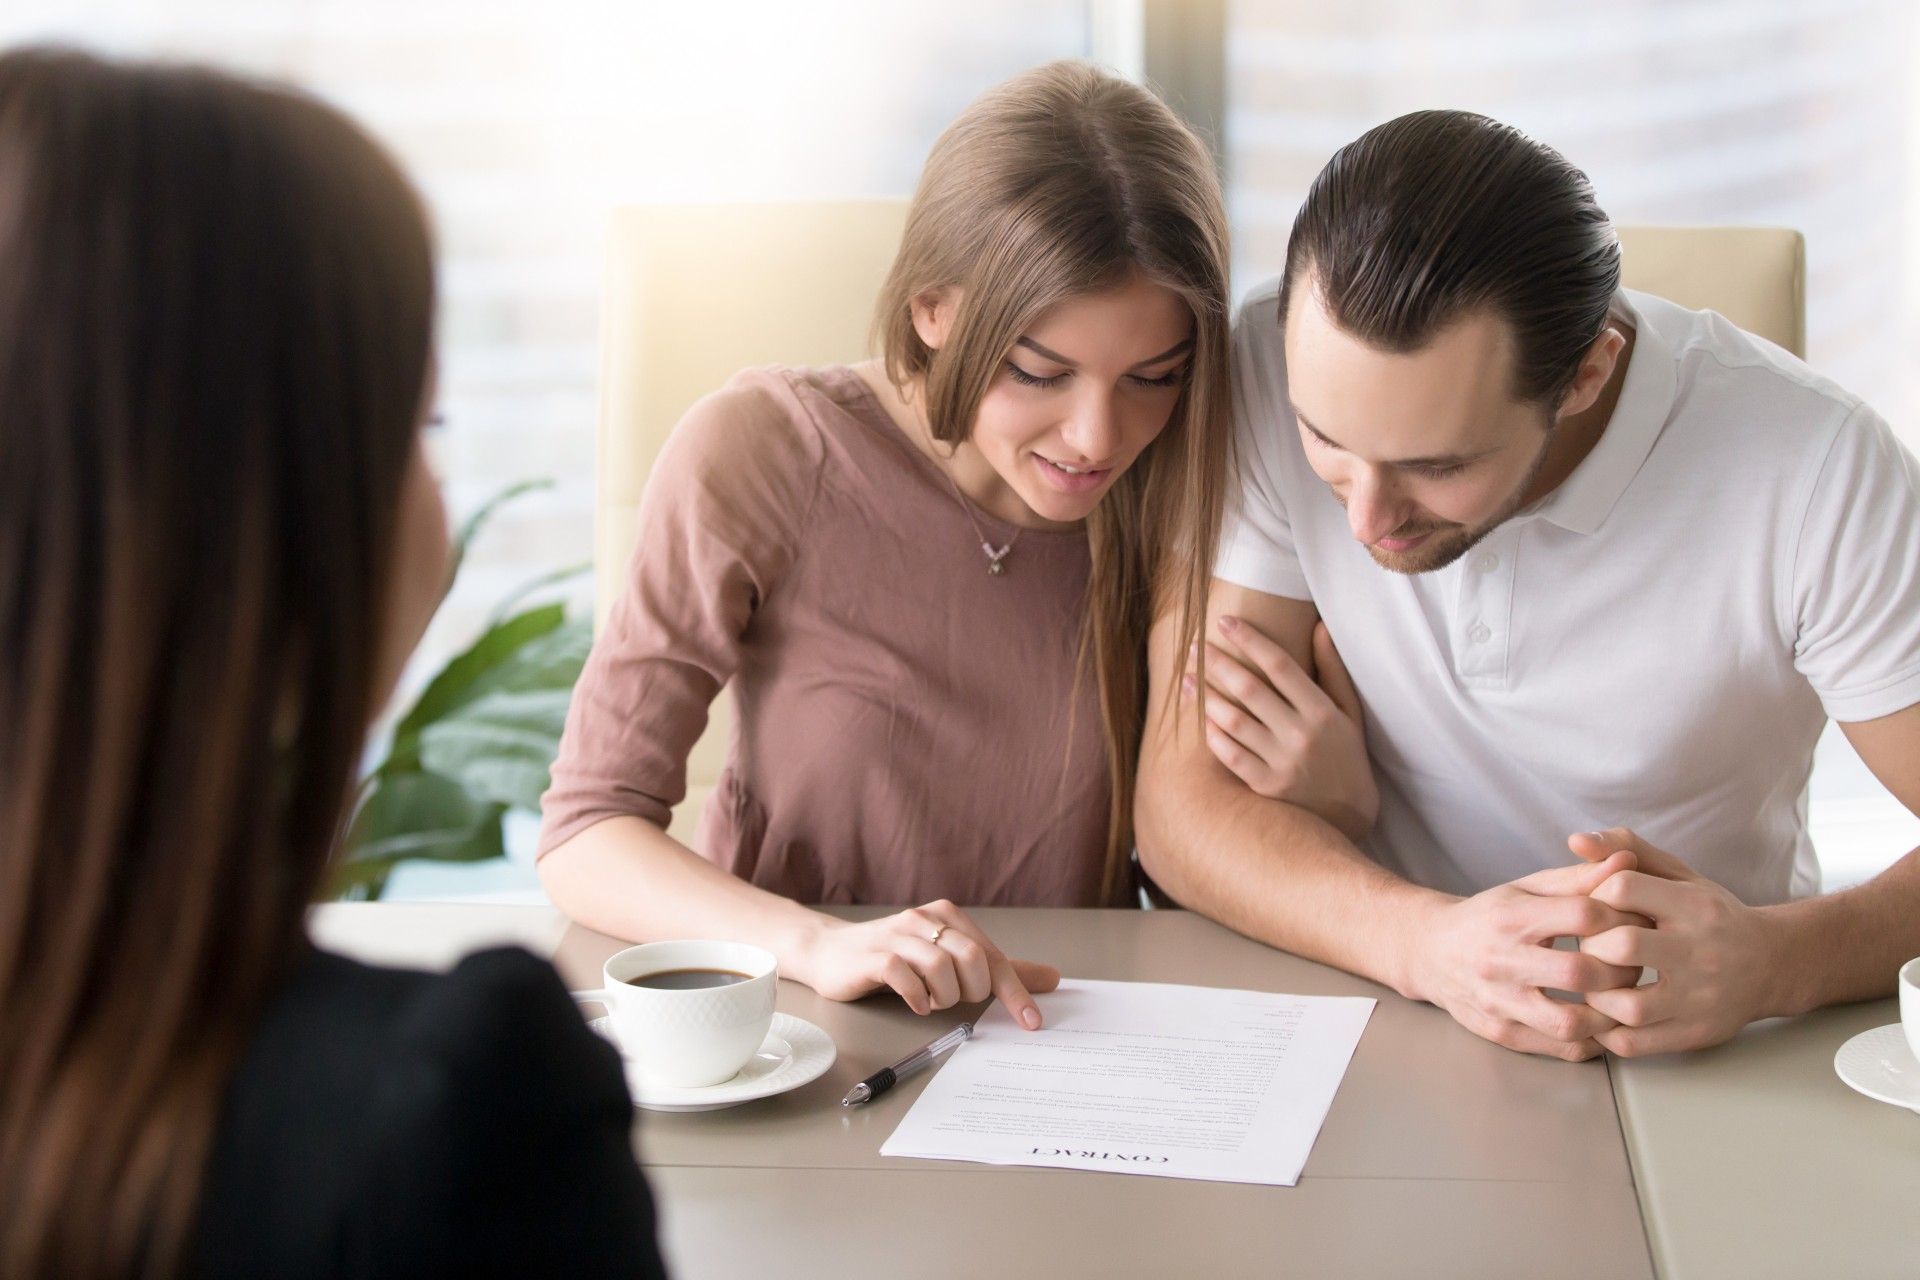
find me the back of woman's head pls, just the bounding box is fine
[0,46,435,1276]
[875,60,1232,902]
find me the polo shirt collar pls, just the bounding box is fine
[1532,289,1678,536]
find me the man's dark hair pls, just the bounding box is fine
[1279,110,1621,406]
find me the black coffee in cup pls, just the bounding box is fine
[625,967,753,990]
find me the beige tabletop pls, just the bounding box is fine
[312,901,1920,1277]
[318,903,1652,1278]
[1610,996,1920,1280]
[643,1167,1648,1279]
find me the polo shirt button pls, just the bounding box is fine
[1468,623,1493,644]
[1476,552,1499,571]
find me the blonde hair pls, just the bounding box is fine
[874,60,1231,903]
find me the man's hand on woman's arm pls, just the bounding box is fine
[1185,613,1377,840]
[1138,585,1640,1061]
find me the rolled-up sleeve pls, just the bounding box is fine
[537,369,825,855]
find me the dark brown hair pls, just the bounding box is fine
[875,60,1232,902]
[1280,109,1620,405]
[0,47,434,1276]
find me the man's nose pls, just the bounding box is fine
[1345,469,1407,545]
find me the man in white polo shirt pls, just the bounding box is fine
[1136,109,1920,1060]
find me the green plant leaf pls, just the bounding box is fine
[331,867,391,902]
[419,688,574,810]
[444,477,552,597]
[331,769,506,899]
[466,616,593,695]
[406,620,594,808]
[489,560,591,627]
[336,476,593,902]
[387,602,567,770]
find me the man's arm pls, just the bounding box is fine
[1779,704,1920,1008]
[1136,580,1639,1059]
[1580,703,1920,1055]
[1135,581,1438,990]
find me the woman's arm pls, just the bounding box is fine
[541,817,1059,1027]
[537,373,1056,1025]
[541,815,823,985]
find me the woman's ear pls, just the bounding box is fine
[910,288,960,352]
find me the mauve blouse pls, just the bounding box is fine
[537,365,1117,906]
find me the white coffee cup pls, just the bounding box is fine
[573,940,778,1088]
[1900,956,1920,1065]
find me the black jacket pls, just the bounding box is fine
[193,945,667,1279]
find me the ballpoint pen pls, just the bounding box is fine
[841,1019,975,1106]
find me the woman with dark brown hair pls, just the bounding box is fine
[0,47,665,1279]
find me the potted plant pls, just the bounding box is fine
[331,481,590,899]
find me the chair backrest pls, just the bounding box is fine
[594,200,910,839]
[1616,225,1805,357]
[593,211,1806,841]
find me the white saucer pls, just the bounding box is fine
[588,1012,836,1112]
[1833,1023,1920,1113]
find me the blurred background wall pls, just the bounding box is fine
[7,0,1915,896]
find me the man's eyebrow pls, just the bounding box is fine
[1015,335,1195,369]
[1294,409,1494,469]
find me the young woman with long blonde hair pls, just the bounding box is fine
[539,61,1234,1028]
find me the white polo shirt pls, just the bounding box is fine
[1218,281,1920,905]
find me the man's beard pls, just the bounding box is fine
[1365,430,1555,576]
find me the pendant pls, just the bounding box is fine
[983,542,1011,576]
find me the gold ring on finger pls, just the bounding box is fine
[929,925,947,944]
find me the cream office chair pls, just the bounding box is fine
[1616,225,1805,357]
[593,207,1805,844]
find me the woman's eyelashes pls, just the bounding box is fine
[1005,361,1065,388]
[1130,365,1187,389]
[1003,361,1188,390]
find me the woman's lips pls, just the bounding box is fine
[1035,454,1111,494]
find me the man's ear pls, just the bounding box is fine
[1554,325,1627,422]
[910,287,960,353]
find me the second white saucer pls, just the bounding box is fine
[590,1011,837,1113]
[1833,1023,1920,1113]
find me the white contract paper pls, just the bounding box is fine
[880,979,1374,1186]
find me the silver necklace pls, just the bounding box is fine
[939,465,1023,577]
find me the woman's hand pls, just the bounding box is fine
[1184,615,1378,840]
[790,899,1060,1029]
